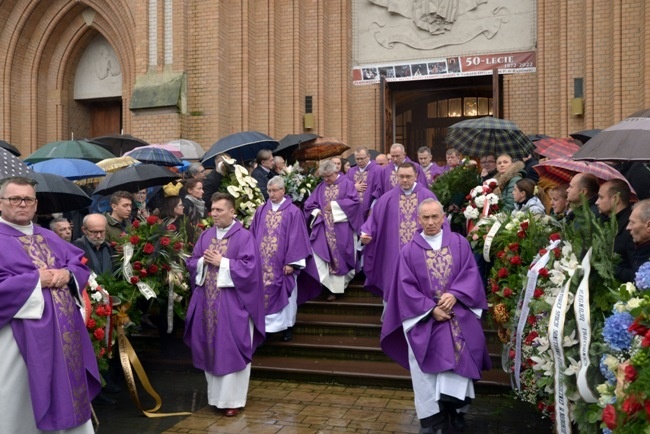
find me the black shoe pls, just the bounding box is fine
[282,329,293,342]
[93,392,117,406]
[450,412,465,431]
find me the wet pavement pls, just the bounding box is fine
[93,370,552,433]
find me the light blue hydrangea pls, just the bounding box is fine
[599,355,616,384]
[635,261,650,290]
[603,311,634,352]
[602,429,612,434]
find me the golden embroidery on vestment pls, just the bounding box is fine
[260,210,283,306]
[354,171,368,203]
[204,236,229,361]
[324,184,340,272]
[399,194,419,246]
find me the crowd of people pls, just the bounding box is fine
[3,141,648,434]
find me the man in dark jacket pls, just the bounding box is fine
[627,199,650,278]
[251,149,278,200]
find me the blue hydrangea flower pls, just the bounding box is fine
[599,355,616,384]
[603,311,634,352]
[602,429,612,434]
[635,261,650,290]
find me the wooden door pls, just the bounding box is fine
[90,100,122,137]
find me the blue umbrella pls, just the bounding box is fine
[30,158,106,181]
[124,146,182,167]
[201,131,279,167]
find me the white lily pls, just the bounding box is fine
[563,357,581,376]
[221,155,236,165]
[91,291,104,302]
[622,282,637,295]
[626,297,642,310]
[563,329,578,347]
[226,185,241,198]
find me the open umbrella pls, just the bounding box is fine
[201,131,279,167]
[0,140,21,156]
[24,172,91,214]
[96,156,140,172]
[347,149,380,166]
[445,117,534,160]
[0,148,31,179]
[293,137,350,161]
[24,140,115,163]
[534,138,581,160]
[30,158,107,181]
[89,134,150,156]
[164,139,205,160]
[125,146,183,166]
[569,129,602,145]
[533,158,636,196]
[93,164,179,196]
[572,110,650,161]
[276,133,320,154]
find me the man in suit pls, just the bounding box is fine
[251,149,278,200]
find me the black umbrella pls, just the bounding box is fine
[276,133,320,154]
[201,131,279,167]
[0,148,31,179]
[572,110,650,161]
[347,149,380,167]
[0,140,21,156]
[569,129,602,144]
[89,134,150,156]
[93,164,179,196]
[24,172,91,214]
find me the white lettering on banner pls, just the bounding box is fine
[122,244,156,300]
[574,249,598,403]
[482,221,502,262]
[485,56,514,64]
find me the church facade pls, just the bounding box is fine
[1,0,649,160]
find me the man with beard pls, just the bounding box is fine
[74,214,115,276]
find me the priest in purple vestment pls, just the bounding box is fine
[184,192,265,417]
[250,176,319,342]
[417,146,444,188]
[0,176,100,433]
[346,146,382,218]
[303,160,362,301]
[360,162,437,298]
[374,143,428,200]
[381,199,491,434]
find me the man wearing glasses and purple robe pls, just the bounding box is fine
[0,176,100,433]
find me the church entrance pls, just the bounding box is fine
[387,75,495,164]
[87,99,122,137]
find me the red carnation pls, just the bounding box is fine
[87,319,96,329]
[497,250,506,259]
[629,318,650,336]
[491,282,499,293]
[110,241,117,247]
[534,288,544,298]
[520,221,529,230]
[132,220,140,228]
[173,241,183,251]
[624,364,638,382]
[130,276,139,284]
[94,328,105,340]
[517,230,526,239]
[553,248,561,259]
[160,236,171,246]
[162,263,171,271]
[99,348,106,357]
[527,315,537,326]
[549,232,561,241]
[166,224,176,231]
[465,194,472,200]
[602,404,617,429]
[503,287,513,298]
[538,268,549,278]
[539,249,548,255]
[642,333,650,348]
[524,331,538,345]
[143,242,155,254]
[133,261,142,271]
[489,181,497,189]
[509,242,520,252]
[139,269,148,278]
[623,396,643,415]
[148,264,159,274]
[146,215,159,225]
[497,268,509,278]
[510,256,522,266]
[129,235,141,245]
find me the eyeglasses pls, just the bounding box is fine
[1,196,37,206]
[85,229,106,236]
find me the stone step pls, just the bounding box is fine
[299,296,383,316]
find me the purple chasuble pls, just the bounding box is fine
[361,183,437,297]
[303,175,362,276]
[423,164,444,188]
[346,161,382,217]
[0,223,100,431]
[184,221,265,376]
[374,157,428,200]
[250,197,320,314]
[380,230,491,380]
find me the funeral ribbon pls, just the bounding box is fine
[122,244,156,300]
[548,266,577,434]
[573,248,598,403]
[482,220,502,262]
[117,325,192,418]
[513,240,560,389]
